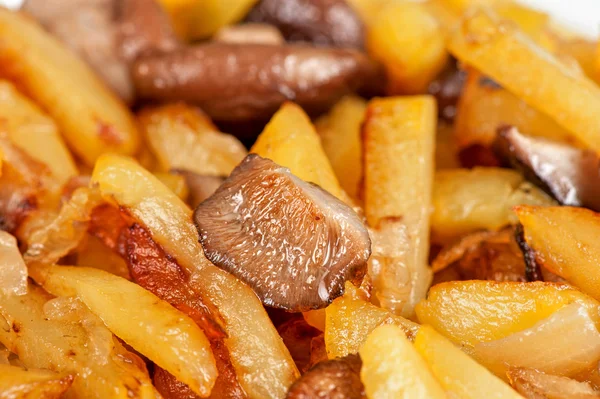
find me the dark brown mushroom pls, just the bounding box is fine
[193,154,371,311]
[246,0,364,49]
[427,59,466,122]
[213,23,285,45]
[286,354,365,399]
[494,126,600,211]
[170,170,225,209]
[132,43,381,123]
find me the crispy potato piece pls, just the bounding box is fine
[517,206,600,302]
[360,325,446,399]
[75,234,130,279]
[0,284,156,399]
[251,102,345,201]
[414,325,522,398]
[0,231,27,296]
[363,96,435,317]
[0,364,73,399]
[139,104,247,177]
[415,280,600,348]
[431,168,554,243]
[315,96,366,202]
[154,172,189,200]
[447,9,600,152]
[557,39,600,84]
[454,70,573,148]
[509,368,600,399]
[325,283,419,359]
[29,264,217,397]
[0,9,139,166]
[158,0,258,39]
[367,3,448,94]
[92,154,299,398]
[0,81,76,186]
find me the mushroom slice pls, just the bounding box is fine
[285,355,365,399]
[494,126,600,211]
[194,154,371,311]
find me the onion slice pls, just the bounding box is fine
[0,231,27,295]
[508,368,600,399]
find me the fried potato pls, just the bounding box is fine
[0,231,27,296]
[557,38,600,84]
[415,280,600,348]
[359,324,446,399]
[0,9,139,166]
[0,81,76,186]
[431,168,554,243]
[325,283,419,359]
[75,235,131,280]
[0,364,73,399]
[447,9,600,152]
[367,2,448,94]
[414,325,523,398]
[29,264,217,397]
[139,104,247,176]
[154,172,189,200]
[251,102,345,201]
[92,154,299,399]
[315,96,366,202]
[0,284,156,399]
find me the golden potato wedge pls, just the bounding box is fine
[29,264,217,397]
[0,81,76,186]
[447,9,600,152]
[557,39,600,84]
[431,168,554,243]
[315,96,366,202]
[0,284,156,399]
[325,283,419,359]
[454,70,573,149]
[251,102,345,200]
[154,172,189,200]
[363,96,436,317]
[415,325,523,398]
[139,104,247,177]
[360,324,446,399]
[92,154,299,399]
[158,0,258,40]
[508,368,600,398]
[367,3,448,94]
[75,235,130,280]
[517,205,600,302]
[415,280,600,348]
[0,9,139,166]
[0,364,73,399]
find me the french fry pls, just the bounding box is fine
[431,168,554,243]
[315,96,366,202]
[447,9,600,152]
[363,96,435,317]
[29,264,218,398]
[0,283,156,399]
[0,9,139,166]
[251,102,345,201]
[0,365,73,399]
[92,154,299,398]
[139,104,247,177]
[367,2,448,94]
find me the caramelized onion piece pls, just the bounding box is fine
[0,231,27,296]
[508,368,600,399]
[495,126,600,211]
[246,0,364,49]
[194,154,371,311]
[286,354,365,399]
[277,316,322,373]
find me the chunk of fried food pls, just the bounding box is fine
[447,8,600,152]
[29,264,218,398]
[0,231,27,296]
[508,368,600,399]
[415,280,600,348]
[325,283,419,359]
[363,96,436,317]
[0,284,156,399]
[517,206,600,302]
[414,325,523,398]
[0,8,139,166]
[431,168,554,243]
[366,2,448,94]
[139,103,247,176]
[359,324,446,399]
[0,364,73,399]
[557,38,600,85]
[92,154,299,398]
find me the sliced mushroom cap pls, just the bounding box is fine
[170,170,225,209]
[194,154,371,311]
[246,0,364,49]
[286,354,365,399]
[494,126,600,211]
[213,23,285,45]
[132,43,382,123]
[427,60,466,122]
